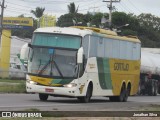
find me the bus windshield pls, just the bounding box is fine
[28,47,78,78]
[28,33,81,78]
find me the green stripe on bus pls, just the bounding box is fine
[103,58,112,89]
[97,58,112,89]
[97,58,107,89]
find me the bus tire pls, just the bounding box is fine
[39,94,48,101]
[117,84,126,102]
[109,84,127,102]
[109,96,117,102]
[123,89,129,102]
[77,84,92,103]
[123,84,131,102]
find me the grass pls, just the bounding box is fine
[0,79,26,93]
[0,79,25,83]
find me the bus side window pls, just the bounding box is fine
[82,35,89,58]
[97,37,104,57]
[89,36,97,57]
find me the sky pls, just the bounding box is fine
[2,0,160,19]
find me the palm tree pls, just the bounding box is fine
[31,7,45,28]
[67,2,79,14]
[31,7,45,18]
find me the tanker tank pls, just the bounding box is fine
[141,51,160,75]
[139,50,160,95]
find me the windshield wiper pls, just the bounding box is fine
[53,60,63,78]
[50,55,64,78]
[38,60,50,75]
[38,56,64,78]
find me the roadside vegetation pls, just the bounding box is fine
[0,79,26,93]
[13,2,160,48]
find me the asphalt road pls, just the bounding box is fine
[0,94,160,111]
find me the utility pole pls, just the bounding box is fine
[0,0,6,44]
[103,0,120,28]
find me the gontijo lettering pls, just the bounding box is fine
[114,63,129,71]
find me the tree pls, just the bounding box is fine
[31,7,45,28]
[31,7,45,18]
[57,13,85,27]
[111,12,140,36]
[137,13,160,47]
[138,13,160,31]
[112,12,129,27]
[57,2,83,27]
[18,14,25,18]
[67,2,78,14]
[89,12,104,27]
[83,12,93,24]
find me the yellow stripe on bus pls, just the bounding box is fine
[30,76,52,85]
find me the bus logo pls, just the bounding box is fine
[114,63,129,71]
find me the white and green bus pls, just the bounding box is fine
[26,26,141,102]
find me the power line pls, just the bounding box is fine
[5,2,65,13]
[5,1,35,9]
[18,0,90,4]
[119,2,133,13]
[5,0,106,17]
[7,0,100,11]
[116,3,125,12]
[2,33,11,38]
[78,0,104,12]
[128,0,142,13]
[9,6,32,12]
[3,33,30,43]
[5,1,69,14]
[11,37,30,43]
[78,0,99,8]
[79,4,106,12]
[5,9,32,16]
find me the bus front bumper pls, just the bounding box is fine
[26,82,79,97]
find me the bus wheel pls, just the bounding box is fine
[109,96,117,102]
[77,84,92,103]
[118,84,126,102]
[123,86,130,102]
[39,94,48,101]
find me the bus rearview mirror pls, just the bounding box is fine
[28,43,32,48]
[77,47,83,64]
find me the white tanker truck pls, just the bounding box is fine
[139,50,160,96]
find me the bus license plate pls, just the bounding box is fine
[45,88,54,92]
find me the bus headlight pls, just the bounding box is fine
[27,80,37,85]
[63,83,77,88]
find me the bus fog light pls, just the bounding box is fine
[63,83,77,88]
